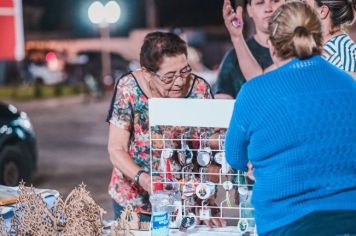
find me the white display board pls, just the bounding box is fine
[148,98,235,128]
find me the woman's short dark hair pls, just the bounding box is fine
[139,31,187,72]
[315,0,356,32]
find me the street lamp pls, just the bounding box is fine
[88,1,121,87]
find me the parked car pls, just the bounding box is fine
[0,102,37,186]
[25,50,65,85]
[28,63,64,85]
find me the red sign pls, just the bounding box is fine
[0,0,24,60]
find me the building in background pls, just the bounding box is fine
[0,0,24,84]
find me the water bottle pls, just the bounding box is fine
[150,183,170,236]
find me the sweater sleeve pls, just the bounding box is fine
[225,85,251,172]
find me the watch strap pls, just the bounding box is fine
[134,170,147,185]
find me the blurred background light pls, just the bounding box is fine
[104,1,121,24]
[88,1,104,25]
[88,1,120,26]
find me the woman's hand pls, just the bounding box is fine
[139,174,162,195]
[247,162,255,181]
[223,0,244,40]
[139,172,152,194]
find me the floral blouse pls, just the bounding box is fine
[106,72,214,213]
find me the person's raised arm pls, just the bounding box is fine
[223,0,264,80]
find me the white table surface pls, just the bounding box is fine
[132,226,248,236]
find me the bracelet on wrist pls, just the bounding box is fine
[134,170,147,185]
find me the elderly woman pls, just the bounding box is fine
[106,31,226,227]
[226,2,356,235]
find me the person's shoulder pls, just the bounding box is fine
[222,48,237,61]
[246,37,272,66]
[115,72,137,89]
[341,34,356,52]
[191,74,212,89]
[325,33,352,49]
[189,74,213,97]
[246,37,263,49]
[220,48,239,69]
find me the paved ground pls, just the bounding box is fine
[7,95,115,220]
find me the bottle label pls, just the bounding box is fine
[151,211,169,236]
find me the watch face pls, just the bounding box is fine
[214,152,225,165]
[238,186,249,196]
[223,180,233,191]
[196,182,215,200]
[197,151,211,167]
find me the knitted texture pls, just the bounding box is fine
[225,55,356,234]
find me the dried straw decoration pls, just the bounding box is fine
[2,182,105,236]
[0,182,151,235]
[0,216,8,236]
[109,205,140,236]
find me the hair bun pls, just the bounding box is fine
[294,26,309,36]
[292,26,315,59]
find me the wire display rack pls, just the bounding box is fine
[148,98,256,235]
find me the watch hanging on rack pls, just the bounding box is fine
[196,182,216,200]
[237,218,249,233]
[213,151,225,165]
[223,180,233,207]
[180,212,197,231]
[178,144,193,167]
[197,147,212,167]
[160,148,174,179]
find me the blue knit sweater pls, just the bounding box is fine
[225,55,356,234]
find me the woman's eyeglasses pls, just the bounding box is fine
[151,65,192,84]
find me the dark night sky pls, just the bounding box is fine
[23,0,225,37]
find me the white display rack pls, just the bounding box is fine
[149,98,256,235]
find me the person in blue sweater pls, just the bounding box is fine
[225,2,356,235]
